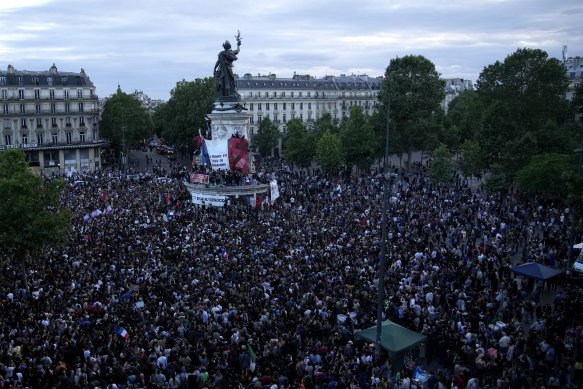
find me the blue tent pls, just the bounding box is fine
[510,262,562,281]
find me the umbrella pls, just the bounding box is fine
[487,348,497,359]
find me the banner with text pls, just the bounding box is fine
[189,173,209,184]
[204,139,229,170]
[190,192,227,207]
[270,180,280,203]
[228,138,250,174]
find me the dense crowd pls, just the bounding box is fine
[0,162,582,389]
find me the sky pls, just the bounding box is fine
[1,0,582,101]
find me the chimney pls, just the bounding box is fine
[49,63,58,74]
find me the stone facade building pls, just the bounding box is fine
[0,64,105,174]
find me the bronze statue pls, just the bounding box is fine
[214,31,241,101]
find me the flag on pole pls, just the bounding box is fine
[117,327,130,339]
[248,345,256,372]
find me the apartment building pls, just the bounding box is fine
[0,64,105,174]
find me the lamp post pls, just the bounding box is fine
[375,102,390,358]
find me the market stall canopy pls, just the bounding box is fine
[510,262,562,281]
[355,320,426,355]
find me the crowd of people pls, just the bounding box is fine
[0,161,582,389]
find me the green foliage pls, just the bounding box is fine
[515,153,572,195]
[152,78,215,148]
[340,106,377,170]
[0,149,71,262]
[312,112,340,142]
[100,91,154,154]
[282,119,314,168]
[568,173,583,227]
[444,90,484,148]
[316,130,344,174]
[477,48,569,130]
[459,139,484,177]
[484,163,510,192]
[252,117,281,157]
[379,55,445,162]
[429,143,454,184]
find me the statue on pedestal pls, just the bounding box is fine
[214,31,242,101]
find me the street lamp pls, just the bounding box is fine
[376,102,390,358]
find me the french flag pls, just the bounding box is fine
[117,327,129,339]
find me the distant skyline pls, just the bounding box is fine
[1,0,582,101]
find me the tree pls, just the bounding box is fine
[315,130,344,174]
[282,118,314,168]
[378,55,445,164]
[340,106,377,171]
[152,78,215,148]
[252,117,280,157]
[100,91,154,156]
[311,112,340,144]
[0,149,71,267]
[515,153,572,195]
[429,143,454,184]
[458,139,484,178]
[477,48,569,130]
[443,89,484,149]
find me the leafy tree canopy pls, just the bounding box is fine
[429,143,454,184]
[152,78,215,148]
[316,130,344,174]
[252,117,280,157]
[379,55,445,161]
[515,153,573,195]
[0,149,71,264]
[282,118,314,169]
[340,106,377,171]
[100,91,154,154]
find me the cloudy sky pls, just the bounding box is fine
[1,0,582,100]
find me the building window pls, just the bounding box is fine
[274,114,278,123]
[62,76,68,85]
[291,103,295,110]
[52,133,58,145]
[248,92,252,98]
[308,103,311,109]
[3,104,7,115]
[291,113,295,120]
[65,103,70,113]
[80,117,85,126]
[79,131,85,143]
[36,118,42,128]
[5,135,11,145]
[291,92,294,98]
[299,92,303,98]
[283,103,286,110]
[18,90,25,99]
[51,103,56,114]
[1,90,7,100]
[37,133,43,145]
[49,89,55,99]
[281,92,285,98]
[35,104,41,114]
[64,90,69,99]
[258,115,262,124]
[78,103,84,112]
[21,118,27,128]
[273,92,276,98]
[249,103,253,111]
[249,117,254,124]
[0,77,5,86]
[249,127,254,136]
[300,113,303,121]
[66,117,71,127]
[51,117,57,127]
[20,104,25,114]
[47,76,53,86]
[258,103,262,110]
[77,89,83,98]
[34,89,40,99]
[300,103,303,110]
[266,103,270,110]
[283,114,287,123]
[3,119,10,129]
[274,103,278,110]
[21,133,28,145]
[66,132,72,144]
[18,77,23,86]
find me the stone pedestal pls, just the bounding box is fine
[207,102,251,141]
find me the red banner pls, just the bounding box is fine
[228,138,250,174]
[189,173,209,184]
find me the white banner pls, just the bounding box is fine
[270,180,279,203]
[191,192,227,207]
[204,139,229,170]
